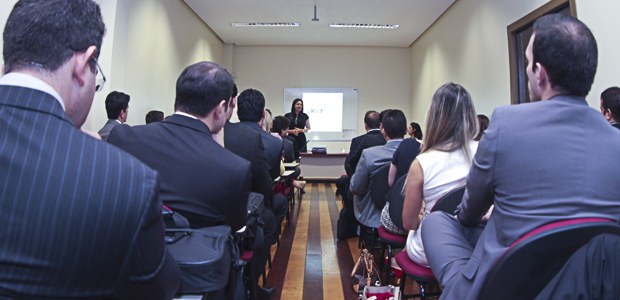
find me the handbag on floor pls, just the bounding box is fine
[351,248,382,294]
[361,285,400,300]
[165,225,235,293]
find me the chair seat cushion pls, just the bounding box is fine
[395,251,435,281]
[378,226,407,245]
[240,250,253,262]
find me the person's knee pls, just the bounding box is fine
[273,194,288,217]
[421,212,455,241]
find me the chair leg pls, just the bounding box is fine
[418,281,426,300]
[379,244,387,282]
[400,274,408,299]
[386,244,395,284]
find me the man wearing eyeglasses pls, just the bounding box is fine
[98,91,130,141]
[0,0,180,299]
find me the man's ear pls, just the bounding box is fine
[535,62,548,87]
[73,46,97,86]
[604,108,613,121]
[216,99,228,119]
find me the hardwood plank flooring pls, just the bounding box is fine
[267,182,376,300]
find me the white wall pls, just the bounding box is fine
[0,0,224,131]
[84,0,225,131]
[233,45,411,151]
[0,0,18,70]
[575,0,620,108]
[409,0,620,129]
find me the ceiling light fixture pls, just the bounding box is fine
[311,5,319,22]
[231,22,300,27]
[329,23,400,29]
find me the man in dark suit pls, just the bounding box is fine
[98,90,130,141]
[237,89,284,180]
[345,110,386,176]
[236,89,288,222]
[217,85,279,299]
[600,86,620,130]
[109,61,251,232]
[422,14,620,299]
[0,1,180,298]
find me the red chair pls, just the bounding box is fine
[478,217,620,300]
[394,251,440,299]
[377,175,408,283]
[392,186,466,299]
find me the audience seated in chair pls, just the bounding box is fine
[109,61,251,298]
[205,84,281,299]
[346,110,387,177]
[421,14,620,300]
[387,132,421,188]
[0,0,180,298]
[600,86,620,130]
[145,110,164,124]
[350,109,407,231]
[98,91,130,141]
[402,83,479,268]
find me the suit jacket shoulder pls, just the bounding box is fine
[98,119,119,141]
[224,121,273,204]
[110,115,251,231]
[0,85,179,298]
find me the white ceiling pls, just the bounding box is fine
[183,0,455,47]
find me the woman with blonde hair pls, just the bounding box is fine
[402,82,479,267]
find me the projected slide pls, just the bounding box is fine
[284,88,358,141]
[303,92,343,132]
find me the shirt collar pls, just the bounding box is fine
[174,111,198,119]
[0,72,65,110]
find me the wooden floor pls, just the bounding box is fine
[263,182,356,300]
[264,182,420,300]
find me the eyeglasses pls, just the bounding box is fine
[92,57,106,92]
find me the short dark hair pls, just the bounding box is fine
[145,110,164,124]
[410,122,423,140]
[364,111,381,129]
[474,114,489,141]
[3,0,106,73]
[379,109,392,124]
[105,91,130,119]
[532,13,597,96]
[232,84,238,98]
[601,87,620,120]
[271,116,290,133]
[237,89,265,122]
[174,61,233,118]
[381,109,407,139]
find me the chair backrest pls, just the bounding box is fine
[387,175,407,230]
[369,164,391,209]
[430,186,465,213]
[478,218,620,300]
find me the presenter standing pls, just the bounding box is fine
[285,98,311,153]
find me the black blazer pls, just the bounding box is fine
[240,121,283,180]
[345,130,386,176]
[0,85,180,299]
[281,137,296,163]
[224,121,274,207]
[391,138,421,180]
[109,114,251,231]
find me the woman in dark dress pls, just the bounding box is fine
[284,98,311,153]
